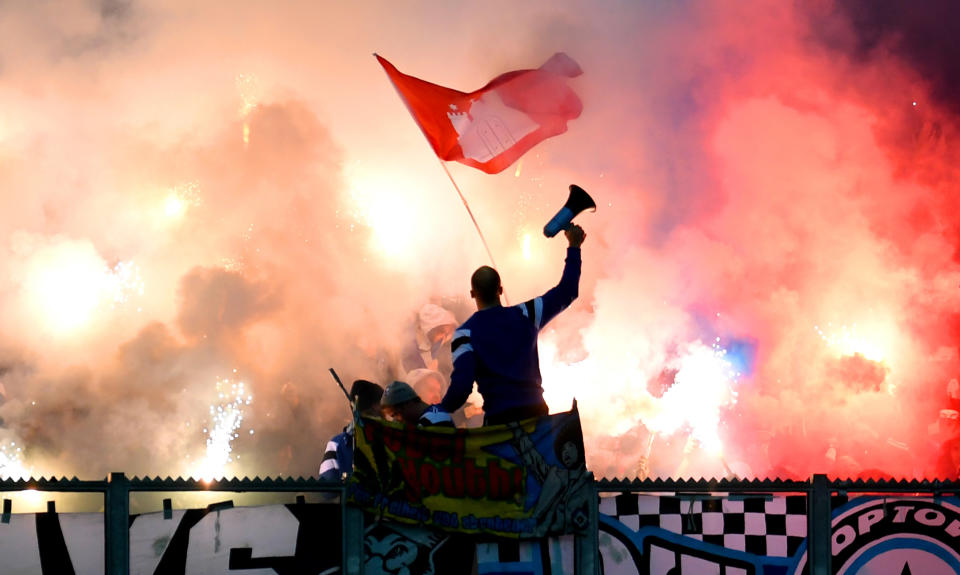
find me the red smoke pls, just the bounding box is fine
[0,0,958,484]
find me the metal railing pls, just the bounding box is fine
[1,473,957,575]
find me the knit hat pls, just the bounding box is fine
[350,379,384,413]
[381,380,420,407]
[405,368,446,390]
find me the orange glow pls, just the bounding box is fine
[346,170,421,263]
[21,241,110,335]
[0,1,958,483]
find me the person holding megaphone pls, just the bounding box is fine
[433,185,592,426]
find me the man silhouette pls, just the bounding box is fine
[435,225,585,425]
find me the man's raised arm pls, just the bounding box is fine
[522,225,586,330]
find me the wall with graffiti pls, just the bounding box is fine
[0,493,957,574]
[599,493,960,575]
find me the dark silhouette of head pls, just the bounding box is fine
[470,266,502,309]
[350,379,384,416]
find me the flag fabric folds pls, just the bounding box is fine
[377,53,583,174]
[347,408,593,538]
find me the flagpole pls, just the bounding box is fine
[436,160,511,305]
[436,160,497,268]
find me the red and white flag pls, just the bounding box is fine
[377,53,583,174]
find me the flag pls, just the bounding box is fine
[377,53,583,174]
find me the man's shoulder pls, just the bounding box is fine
[464,305,530,323]
[330,428,352,446]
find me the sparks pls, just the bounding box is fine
[106,260,145,306]
[815,322,888,363]
[647,340,739,456]
[236,73,261,148]
[193,375,253,482]
[0,442,31,480]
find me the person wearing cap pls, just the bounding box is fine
[319,379,384,481]
[381,380,454,428]
[435,225,586,425]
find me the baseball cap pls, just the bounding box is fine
[381,380,420,407]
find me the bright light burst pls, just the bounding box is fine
[22,239,145,335]
[540,335,739,466]
[345,170,418,262]
[193,373,253,482]
[520,231,533,261]
[106,260,145,306]
[646,340,739,456]
[162,181,201,221]
[236,73,261,148]
[815,322,889,363]
[0,441,30,480]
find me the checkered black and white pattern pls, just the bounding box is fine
[600,494,808,557]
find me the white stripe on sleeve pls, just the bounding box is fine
[452,343,474,362]
[319,459,339,476]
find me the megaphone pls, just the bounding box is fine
[543,184,596,237]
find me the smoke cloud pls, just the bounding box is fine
[0,0,957,482]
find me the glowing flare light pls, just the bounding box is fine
[541,337,740,459]
[236,73,261,148]
[344,170,419,262]
[815,322,889,363]
[162,181,201,221]
[0,442,30,480]
[22,239,144,335]
[193,375,253,482]
[646,340,739,456]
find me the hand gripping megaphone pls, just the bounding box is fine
[543,184,596,237]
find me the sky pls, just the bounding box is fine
[0,0,959,482]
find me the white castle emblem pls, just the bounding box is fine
[447,91,538,163]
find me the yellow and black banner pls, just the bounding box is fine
[347,408,592,538]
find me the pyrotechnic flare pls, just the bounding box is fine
[19,236,146,335]
[162,181,201,221]
[194,374,253,481]
[0,442,30,480]
[815,322,890,363]
[236,73,261,148]
[345,170,418,263]
[648,340,738,457]
[106,261,144,306]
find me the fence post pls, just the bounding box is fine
[342,489,364,575]
[576,473,599,575]
[808,473,831,575]
[105,472,130,575]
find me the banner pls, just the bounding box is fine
[348,408,592,538]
